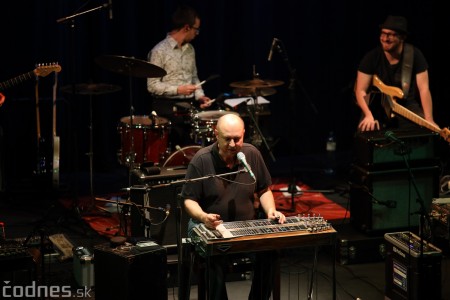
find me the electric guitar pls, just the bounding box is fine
[372,75,450,142]
[0,64,61,98]
[52,70,60,188]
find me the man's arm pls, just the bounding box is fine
[354,71,380,131]
[416,70,436,125]
[184,199,222,229]
[258,187,285,223]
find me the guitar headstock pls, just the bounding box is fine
[440,128,450,143]
[34,63,62,77]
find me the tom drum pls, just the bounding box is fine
[117,115,170,167]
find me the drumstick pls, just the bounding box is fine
[195,74,220,88]
[195,80,206,88]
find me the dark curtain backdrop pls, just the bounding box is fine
[0,0,448,188]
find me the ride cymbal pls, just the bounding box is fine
[95,55,167,78]
[60,83,122,95]
[229,78,284,89]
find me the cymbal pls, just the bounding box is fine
[233,87,276,97]
[95,55,167,78]
[229,78,284,89]
[60,83,122,95]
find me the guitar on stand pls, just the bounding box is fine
[0,64,62,175]
[52,68,61,189]
[34,78,47,175]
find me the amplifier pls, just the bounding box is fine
[384,231,442,300]
[94,243,167,300]
[353,129,437,169]
[129,166,189,247]
[350,164,439,233]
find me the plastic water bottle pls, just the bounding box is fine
[325,131,336,175]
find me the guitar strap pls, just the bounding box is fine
[401,43,414,98]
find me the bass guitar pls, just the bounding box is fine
[372,75,450,142]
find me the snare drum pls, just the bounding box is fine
[191,110,239,145]
[117,115,171,167]
[162,145,201,167]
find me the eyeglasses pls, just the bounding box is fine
[191,26,200,34]
[380,31,398,39]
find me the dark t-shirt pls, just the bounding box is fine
[358,44,428,116]
[181,142,271,225]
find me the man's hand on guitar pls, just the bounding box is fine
[358,116,380,132]
[0,92,5,107]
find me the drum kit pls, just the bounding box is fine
[64,55,284,176]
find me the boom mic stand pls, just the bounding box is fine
[270,39,323,212]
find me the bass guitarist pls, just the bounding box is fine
[354,15,438,132]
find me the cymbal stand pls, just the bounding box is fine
[245,96,276,162]
[125,71,136,187]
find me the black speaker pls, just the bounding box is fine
[94,243,167,300]
[129,167,189,247]
[350,164,439,233]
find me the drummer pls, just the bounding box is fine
[147,4,213,148]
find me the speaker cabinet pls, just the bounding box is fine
[350,164,439,233]
[94,243,167,300]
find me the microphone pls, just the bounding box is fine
[108,0,113,20]
[384,130,405,145]
[237,152,256,181]
[267,38,278,62]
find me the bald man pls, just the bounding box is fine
[181,113,284,299]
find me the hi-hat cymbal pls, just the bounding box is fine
[229,78,284,89]
[233,87,276,97]
[95,55,167,78]
[60,83,122,95]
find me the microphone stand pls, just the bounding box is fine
[393,138,430,266]
[56,3,110,24]
[140,169,246,300]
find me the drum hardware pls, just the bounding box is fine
[95,55,167,185]
[60,82,121,211]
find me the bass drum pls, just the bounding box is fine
[162,145,202,167]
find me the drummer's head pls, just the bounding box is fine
[215,114,245,157]
[171,5,200,42]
